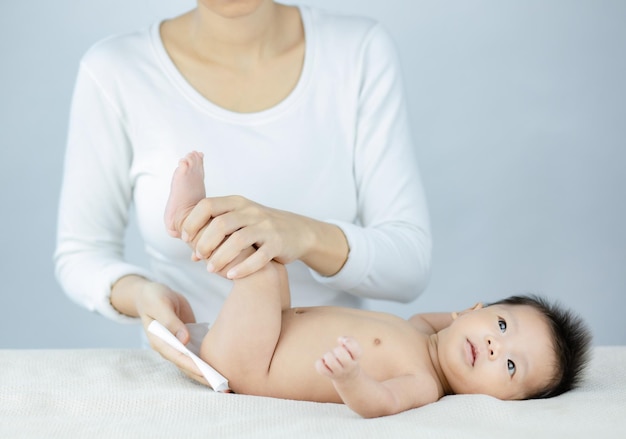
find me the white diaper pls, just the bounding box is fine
[148,320,230,392]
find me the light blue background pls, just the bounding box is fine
[1,0,624,348]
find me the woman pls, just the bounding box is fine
[55,0,431,385]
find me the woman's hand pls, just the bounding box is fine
[180,195,348,279]
[113,277,209,386]
[137,282,210,386]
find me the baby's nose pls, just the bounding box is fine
[486,336,500,359]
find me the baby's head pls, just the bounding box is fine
[489,295,592,399]
[436,294,591,400]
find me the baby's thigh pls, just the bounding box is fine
[200,334,280,395]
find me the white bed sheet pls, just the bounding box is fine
[1,346,624,438]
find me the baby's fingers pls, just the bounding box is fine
[321,350,343,372]
[331,344,354,367]
[338,336,363,361]
[315,358,333,377]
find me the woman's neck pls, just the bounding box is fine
[189,1,288,68]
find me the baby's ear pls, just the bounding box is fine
[452,302,483,320]
[471,302,483,311]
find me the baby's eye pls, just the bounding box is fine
[507,360,516,376]
[498,318,507,333]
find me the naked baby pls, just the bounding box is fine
[163,152,591,418]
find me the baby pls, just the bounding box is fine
[163,152,592,418]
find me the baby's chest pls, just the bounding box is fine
[358,332,427,380]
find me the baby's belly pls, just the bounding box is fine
[254,307,424,402]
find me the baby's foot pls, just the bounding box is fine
[164,151,206,238]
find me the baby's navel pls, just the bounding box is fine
[373,338,381,346]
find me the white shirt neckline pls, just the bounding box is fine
[149,5,315,124]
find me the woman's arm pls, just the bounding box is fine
[55,53,205,384]
[309,24,431,302]
[54,58,151,322]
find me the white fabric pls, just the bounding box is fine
[147,320,229,392]
[1,346,623,438]
[54,5,431,325]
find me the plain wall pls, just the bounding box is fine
[1,0,624,348]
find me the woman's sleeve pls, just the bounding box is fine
[54,60,152,322]
[311,24,432,303]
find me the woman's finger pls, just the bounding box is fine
[180,368,210,387]
[193,213,242,260]
[224,244,274,279]
[147,331,202,375]
[203,227,259,273]
[181,196,242,244]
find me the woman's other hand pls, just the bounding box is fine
[111,275,209,386]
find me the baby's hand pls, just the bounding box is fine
[315,336,363,381]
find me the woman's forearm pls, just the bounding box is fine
[299,217,349,277]
[110,274,150,318]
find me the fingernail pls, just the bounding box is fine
[227,269,237,279]
[176,329,186,342]
[181,231,189,242]
[206,262,214,273]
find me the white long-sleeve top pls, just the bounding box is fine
[55,5,432,324]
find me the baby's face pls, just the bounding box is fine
[437,304,556,400]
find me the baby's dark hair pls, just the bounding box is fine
[490,294,592,399]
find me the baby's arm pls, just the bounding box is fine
[408,313,454,335]
[315,337,436,418]
[410,304,482,335]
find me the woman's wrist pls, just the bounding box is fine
[300,217,349,277]
[110,274,150,318]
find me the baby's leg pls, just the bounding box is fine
[200,260,290,394]
[166,151,291,392]
[164,151,206,238]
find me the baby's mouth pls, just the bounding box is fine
[467,339,477,366]
[472,342,477,365]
